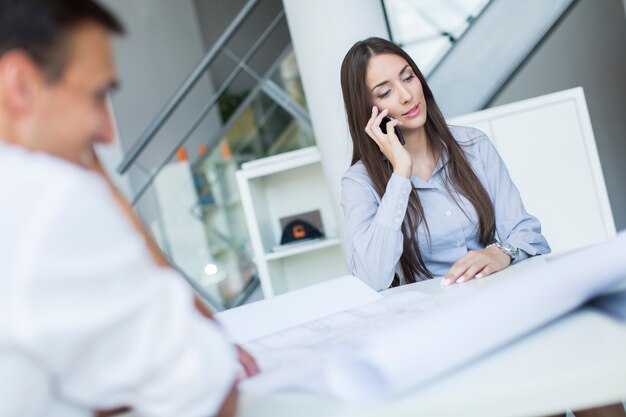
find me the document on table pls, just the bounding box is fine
[245,290,450,393]
[217,232,626,403]
[217,277,445,395]
[216,276,384,344]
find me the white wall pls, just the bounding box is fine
[489,0,626,231]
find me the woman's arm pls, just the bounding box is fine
[478,136,551,259]
[443,135,551,285]
[342,108,415,290]
[341,171,412,290]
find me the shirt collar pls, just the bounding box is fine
[433,143,450,174]
[411,144,449,189]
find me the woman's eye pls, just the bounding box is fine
[377,90,391,99]
[403,74,415,82]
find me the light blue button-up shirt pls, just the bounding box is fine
[341,125,551,290]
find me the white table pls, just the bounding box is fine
[238,257,626,417]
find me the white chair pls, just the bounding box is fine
[449,87,615,254]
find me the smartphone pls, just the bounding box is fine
[379,115,405,145]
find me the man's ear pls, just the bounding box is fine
[0,51,44,114]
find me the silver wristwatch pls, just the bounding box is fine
[487,242,518,262]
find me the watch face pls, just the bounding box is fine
[501,243,518,258]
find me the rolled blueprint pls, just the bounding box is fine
[325,232,626,402]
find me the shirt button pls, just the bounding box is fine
[394,218,400,223]
[446,211,452,216]
[455,241,463,247]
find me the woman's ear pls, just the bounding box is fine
[0,51,41,114]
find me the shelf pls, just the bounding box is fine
[201,198,241,212]
[239,146,320,179]
[236,146,347,297]
[264,237,341,261]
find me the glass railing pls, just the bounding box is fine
[114,0,322,309]
[382,0,491,76]
[127,46,314,309]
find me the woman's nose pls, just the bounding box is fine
[399,85,412,104]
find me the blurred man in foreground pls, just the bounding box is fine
[0,1,255,416]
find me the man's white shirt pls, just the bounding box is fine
[0,142,238,417]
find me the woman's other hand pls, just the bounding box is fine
[441,247,512,286]
[364,106,412,178]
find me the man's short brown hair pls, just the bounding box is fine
[0,0,124,81]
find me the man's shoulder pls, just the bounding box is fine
[1,145,144,276]
[0,144,104,194]
[0,144,113,237]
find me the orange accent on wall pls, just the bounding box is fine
[176,147,188,162]
[221,143,232,160]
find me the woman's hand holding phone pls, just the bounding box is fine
[365,107,412,178]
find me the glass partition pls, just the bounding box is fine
[382,0,491,75]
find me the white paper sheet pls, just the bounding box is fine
[239,290,437,394]
[216,275,382,344]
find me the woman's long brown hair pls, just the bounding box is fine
[340,37,495,286]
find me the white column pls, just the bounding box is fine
[282,0,389,248]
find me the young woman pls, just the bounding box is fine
[340,37,550,291]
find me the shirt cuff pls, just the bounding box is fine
[374,173,412,230]
[505,239,535,264]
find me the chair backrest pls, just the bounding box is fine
[449,87,615,254]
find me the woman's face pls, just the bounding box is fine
[365,53,427,131]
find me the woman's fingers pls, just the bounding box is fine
[442,249,509,287]
[456,262,487,283]
[366,107,388,138]
[364,106,377,135]
[364,108,411,174]
[385,118,402,144]
[365,107,397,154]
[372,108,389,135]
[365,107,384,147]
[365,106,385,135]
[366,107,403,144]
[441,256,472,286]
[474,264,495,279]
[442,252,488,286]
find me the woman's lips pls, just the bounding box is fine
[402,103,420,118]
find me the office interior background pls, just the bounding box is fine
[96,0,626,310]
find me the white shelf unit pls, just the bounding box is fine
[236,147,347,298]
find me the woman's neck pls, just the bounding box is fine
[402,126,429,157]
[402,125,439,181]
